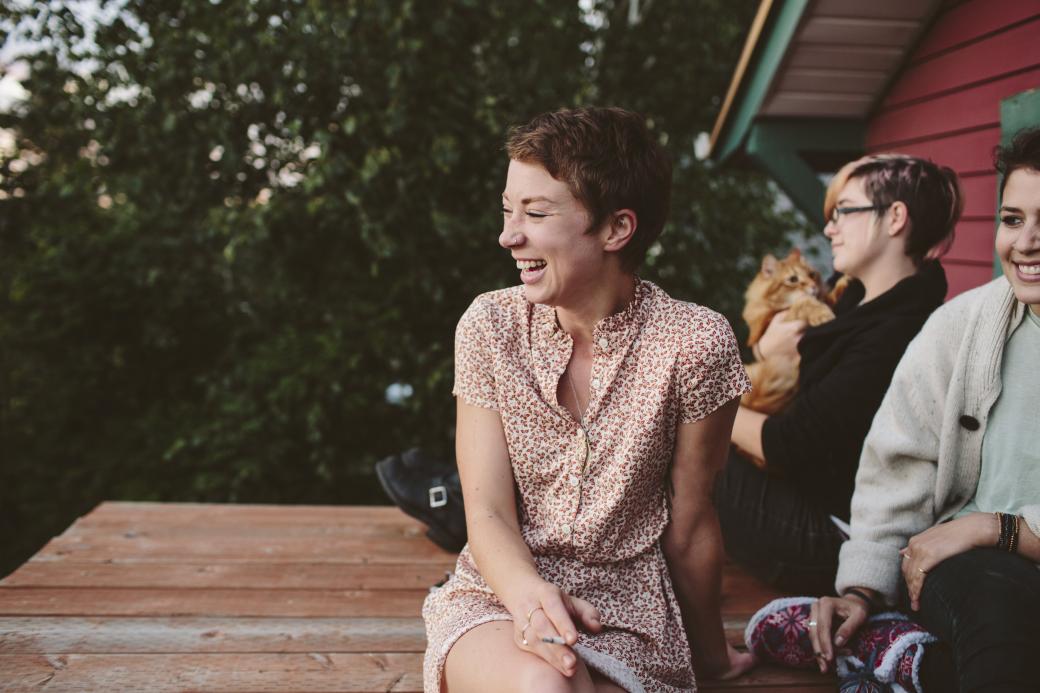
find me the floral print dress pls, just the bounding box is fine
[422,279,750,692]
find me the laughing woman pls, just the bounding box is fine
[421,107,754,692]
[811,127,1040,691]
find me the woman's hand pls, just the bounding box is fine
[756,309,806,361]
[512,582,602,677]
[900,512,997,611]
[808,594,870,673]
[697,642,756,681]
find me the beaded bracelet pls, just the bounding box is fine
[995,512,1021,553]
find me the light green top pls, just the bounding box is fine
[959,307,1040,517]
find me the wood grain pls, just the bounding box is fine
[0,502,834,690]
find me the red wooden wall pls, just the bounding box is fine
[865,0,1040,298]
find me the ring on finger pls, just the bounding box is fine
[807,620,818,628]
[918,567,928,575]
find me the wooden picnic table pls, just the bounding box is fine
[0,502,834,691]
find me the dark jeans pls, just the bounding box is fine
[713,449,846,595]
[912,547,1040,693]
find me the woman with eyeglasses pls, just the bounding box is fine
[715,154,963,595]
[810,126,1040,692]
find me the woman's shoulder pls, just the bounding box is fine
[455,286,530,354]
[459,285,527,324]
[645,285,738,353]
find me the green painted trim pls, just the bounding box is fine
[745,120,865,227]
[713,0,810,163]
[996,88,1040,277]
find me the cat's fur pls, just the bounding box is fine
[741,249,846,420]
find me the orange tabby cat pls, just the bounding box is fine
[741,249,844,421]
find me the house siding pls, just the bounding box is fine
[865,0,1040,298]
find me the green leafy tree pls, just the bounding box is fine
[0,0,804,575]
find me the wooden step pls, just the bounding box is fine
[0,502,836,690]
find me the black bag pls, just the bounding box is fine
[375,448,467,552]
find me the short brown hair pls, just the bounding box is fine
[505,107,672,271]
[824,154,963,266]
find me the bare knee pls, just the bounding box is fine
[518,664,578,693]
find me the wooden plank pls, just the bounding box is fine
[0,586,776,622]
[0,652,832,692]
[0,616,769,656]
[942,260,995,299]
[910,0,1040,62]
[763,92,873,118]
[775,68,889,95]
[944,219,996,265]
[0,652,424,692]
[0,614,768,652]
[56,520,438,542]
[811,0,936,21]
[30,533,454,564]
[797,17,921,47]
[867,67,1040,148]
[883,18,1040,109]
[2,562,454,590]
[0,617,426,654]
[959,172,998,220]
[73,502,412,526]
[866,124,999,174]
[0,588,429,618]
[787,44,903,71]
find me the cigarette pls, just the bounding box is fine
[541,636,566,645]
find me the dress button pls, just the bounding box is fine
[569,476,580,487]
[959,415,980,431]
[591,378,601,388]
[598,337,609,349]
[561,523,572,535]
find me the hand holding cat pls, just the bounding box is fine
[757,310,806,361]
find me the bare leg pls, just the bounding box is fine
[590,670,627,692]
[444,620,598,693]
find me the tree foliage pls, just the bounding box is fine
[0,0,805,574]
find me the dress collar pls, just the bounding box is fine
[531,278,652,342]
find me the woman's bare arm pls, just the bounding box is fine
[663,398,754,680]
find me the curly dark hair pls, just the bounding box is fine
[995,127,1040,197]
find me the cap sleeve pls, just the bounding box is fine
[676,310,750,424]
[452,296,499,410]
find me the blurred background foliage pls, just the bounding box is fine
[0,0,808,575]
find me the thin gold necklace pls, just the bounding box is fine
[566,371,590,475]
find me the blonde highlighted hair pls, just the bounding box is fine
[824,154,963,265]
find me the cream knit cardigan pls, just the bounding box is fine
[836,276,1038,604]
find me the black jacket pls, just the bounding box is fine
[760,261,948,520]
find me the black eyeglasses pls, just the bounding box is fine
[829,204,890,225]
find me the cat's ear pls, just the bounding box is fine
[760,254,778,276]
[786,248,801,259]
